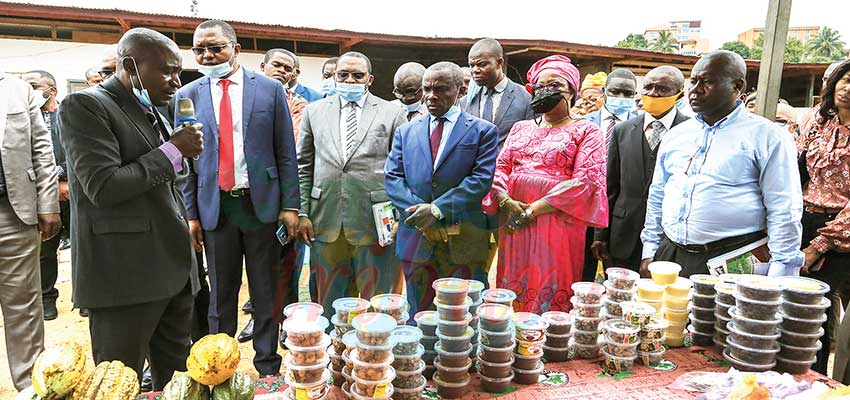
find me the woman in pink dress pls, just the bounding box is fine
[484,55,608,313]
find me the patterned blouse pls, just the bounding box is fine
[798,115,850,252]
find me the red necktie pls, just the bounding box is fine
[430,117,446,165]
[218,80,235,191]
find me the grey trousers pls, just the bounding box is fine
[0,197,44,390]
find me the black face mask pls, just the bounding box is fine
[530,88,564,114]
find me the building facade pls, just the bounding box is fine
[644,21,710,56]
[738,26,821,47]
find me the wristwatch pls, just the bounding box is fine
[430,203,444,220]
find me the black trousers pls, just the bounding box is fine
[652,233,764,278]
[191,250,210,342]
[39,200,69,304]
[88,281,193,391]
[204,194,281,376]
[802,211,850,374]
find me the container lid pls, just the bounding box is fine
[715,282,737,295]
[281,315,330,334]
[284,368,332,389]
[642,317,669,331]
[722,347,777,370]
[284,334,331,352]
[342,330,358,348]
[600,345,638,361]
[570,282,606,296]
[727,322,779,340]
[778,326,825,338]
[476,353,515,367]
[732,292,782,306]
[432,277,471,294]
[434,341,472,356]
[436,313,473,326]
[434,296,473,310]
[434,357,473,372]
[482,288,517,303]
[568,337,603,349]
[718,273,747,284]
[602,281,634,294]
[414,310,438,326]
[393,344,426,360]
[392,376,427,391]
[778,309,828,323]
[432,372,472,387]
[330,314,353,329]
[775,355,817,365]
[648,261,682,275]
[477,339,516,353]
[570,297,605,309]
[569,310,603,322]
[622,301,656,316]
[737,275,782,293]
[513,312,550,331]
[636,278,665,292]
[687,324,713,337]
[726,336,780,354]
[478,371,516,383]
[349,349,395,368]
[603,318,641,336]
[435,326,474,342]
[370,294,408,312]
[541,311,572,327]
[777,276,830,296]
[605,267,640,282]
[332,297,370,314]
[690,274,721,286]
[283,353,331,370]
[352,312,397,334]
[350,365,396,385]
[511,360,545,374]
[727,306,782,325]
[394,360,426,376]
[467,280,486,294]
[284,302,325,319]
[666,277,693,292]
[779,340,824,352]
[785,296,831,310]
[391,325,423,344]
[477,303,514,321]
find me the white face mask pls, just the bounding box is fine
[33,89,50,108]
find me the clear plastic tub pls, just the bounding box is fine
[664,277,693,298]
[571,282,606,304]
[434,297,473,321]
[689,315,715,333]
[477,356,514,378]
[572,312,604,331]
[779,340,823,362]
[779,327,824,348]
[637,279,665,301]
[477,303,514,332]
[780,297,830,320]
[715,298,733,319]
[433,358,472,383]
[728,306,781,335]
[515,338,545,357]
[640,317,669,340]
[479,326,515,348]
[637,349,665,366]
[570,298,603,318]
[734,293,781,321]
[353,313,397,346]
[663,295,690,311]
[350,349,395,380]
[728,322,779,349]
[662,306,690,325]
[285,302,325,319]
[715,282,737,305]
[622,301,656,326]
[606,267,640,290]
[693,293,716,309]
[601,346,637,372]
[354,340,395,364]
[351,373,395,400]
[723,347,775,373]
[478,341,516,363]
[391,326,423,356]
[604,339,639,358]
[665,333,685,348]
[342,331,358,352]
[285,334,331,366]
[715,326,730,347]
[480,370,515,393]
[513,312,549,341]
[330,330,346,354]
[467,280,486,303]
[637,297,663,314]
[435,327,474,352]
[691,274,720,296]
[392,345,425,372]
[570,338,602,359]
[572,328,600,345]
[333,297,371,325]
[638,337,666,352]
[512,361,544,384]
[432,278,471,305]
[727,336,780,365]
[735,275,782,302]
[433,372,470,399]
[413,310,438,337]
[603,319,640,344]
[777,276,830,305]
[541,311,573,335]
[331,314,355,335]
[691,305,716,321]
[542,345,569,362]
[469,300,484,318]
[284,354,331,383]
[603,296,624,316]
[775,355,816,375]
[283,370,331,400]
[603,283,634,304]
[545,332,571,348]
[392,375,426,397]
[436,313,473,337]
[688,325,715,347]
[779,311,827,335]
[370,294,409,321]
[482,288,517,307]
[433,342,472,368]
[282,316,330,347]
[648,261,681,285]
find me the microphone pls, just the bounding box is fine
[177,98,200,161]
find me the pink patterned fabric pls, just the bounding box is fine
[526,55,581,98]
[484,120,608,313]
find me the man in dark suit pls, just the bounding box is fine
[58,28,202,389]
[176,19,299,377]
[287,52,324,103]
[385,62,498,317]
[592,66,688,271]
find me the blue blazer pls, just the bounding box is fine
[384,110,498,263]
[583,108,641,127]
[293,83,324,103]
[175,69,300,230]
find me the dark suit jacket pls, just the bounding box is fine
[58,77,199,308]
[385,110,498,264]
[175,69,300,230]
[594,110,690,263]
[460,78,533,150]
[293,83,324,103]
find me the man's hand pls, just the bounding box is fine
[278,210,299,245]
[404,204,438,231]
[801,245,824,274]
[296,216,315,246]
[188,219,204,252]
[591,241,610,261]
[639,257,654,278]
[37,213,61,241]
[169,122,204,158]
[422,226,448,243]
[501,198,528,226]
[58,181,70,202]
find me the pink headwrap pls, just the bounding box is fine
[526,55,581,102]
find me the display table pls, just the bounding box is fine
[137,346,842,399]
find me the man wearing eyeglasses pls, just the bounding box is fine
[85,66,103,87]
[390,62,427,122]
[176,19,299,377]
[296,51,407,320]
[97,44,118,82]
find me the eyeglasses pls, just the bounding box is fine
[191,43,232,56]
[530,82,567,92]
[98,69,115,79]
[336,71,367,80]
[392,87,422,100]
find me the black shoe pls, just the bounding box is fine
[43,301,58,321]
[237,318,254,343]
[242,299,254,314]
[59,238,71,250]
[79,308,89,318]
[140,366,152,392]
[279,324,287,349]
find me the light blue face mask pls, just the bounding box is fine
[605,96,635,116]
[403,101,422,113]
[198,57,234,79]
[320,77,336,96]
[336,82,367,102]
[126,57,153,108]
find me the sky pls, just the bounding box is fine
[14,0,850,49]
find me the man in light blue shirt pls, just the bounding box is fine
[640,50,804,278]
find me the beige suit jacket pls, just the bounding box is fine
[0,73,58,225]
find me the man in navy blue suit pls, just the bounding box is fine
[385,62,498,317]
[287,52,324,103]
[176,19,299,377]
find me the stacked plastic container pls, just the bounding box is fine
[331,297,371,397]
[713,281,736,349]
[689,275,721,346]
[776,276,831,374]
[282,314,332,400]
[341,331,358,398]
[541,311,573,362]
[432,278,474,399]
[637,317,668,367]
[569,282,605,359]
[601,268,639,320]
[371,294,410,325]
[646,261,692,348]
[350,312,398,400]
[601,318,641,372]
[467,280,487,360]
[389,325,426,400]
[476,302,515,393]
[512,312,549,384]
[723,276,783,372]
[412,310,438,379]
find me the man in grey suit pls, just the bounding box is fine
[59,28,202,389]
[297,52,407,319]
[0,72,60,391]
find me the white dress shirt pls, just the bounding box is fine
[601,105,630,126]
[339,94,368,159]
[642,108,678,138]
[430,105,461,170]
[478,76,508,120]
[209,66,249,190]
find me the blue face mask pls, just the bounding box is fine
[126,57,153,108]
[605,96,635,116]
[320,77,336,96]
[403,101,422,113]
[336,82,367,102]
[198,59,234,79]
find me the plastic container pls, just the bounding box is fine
[515,338,545,357]
[433,358,472,382]
[421,350,437,364]
[432,278,471,305]
[285,302,325,320]
[512,361,544,384]
[663,295,691,311]
[641,297,663,314]
[434,297,473,321]
[542,345,569,362]
[693,293,716,309]
[728,306,781,335]
[572,313,603,331]
[390,342,423,370]
[662,306,690,325]
[691,305,716,321]
[715,298,733,318]
[665,278,693,298]
[479,326,515,348]
[477,303,514,332]
[353,313,397,346]
[606,267,640,290]
[779,312,827,335]
[545,332,571,348]
[284,370,332,400]
[482,288,517,307]
[433,342,472,368]
[350,348,394,378]
[648,261,681,285]
[370,294,408,320]
[435,327,474,352]
[436,313,473,337]
[413,310,438,336]
[689,325,715,346]
[572,328,600,345]
[727,336,780,365]
[282,316,330,347]
[571,298,603,318]
[779,327,824,348]
[513,312,549,342]
[638,337,666,352]
[637,279,665,301]
[392,375,426,399]
[781,297,830,320]
[715,282,737,305]
[728,322,779,349]
[331,315,355,335]
[736,275,782,302]
[285,334,331,366]
[391,326,423,356]
[715,312,732,331]
[284,354,331,383]
[775,355,816,375]
[601,346,637,372]
[477,355,514,378]
[467,280,486,303]
[351,369,396,400]
[691,274,720,295]
[469,301,483,322]
[734,293,781,321]
[541,311,573,335]
[330,330,346,354]
[689,315,715,333]
[715,326,730,346]
[333,297,371,325]
[622,301,656,326]
[604,340,639,358]
[478,340,516,363]
[420,335,437,350]
[571,282,605,304]
[603,283,635,304]
[603,319,640,344]
[779,340,823,362]
[330,348,346,372]
[665,333,685,348]
[570,338,602,359]
[637,349,665,367]
[640,317,669,340]
[723,347,775,373]
[777,276,830,305]
[433,372,470,399]
[480,370,515,393]
[354,340,395,364]
[603,296,624,316]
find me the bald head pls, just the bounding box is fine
[469,38,503,58]
[394,62,426,86]
[688,50,747,123]
[698,50,747,81]
[393,62,426,105]
[646,66,684,90]
[117,29,178,68]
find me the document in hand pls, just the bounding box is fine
[706,238,771,276]
[372,201,397,247]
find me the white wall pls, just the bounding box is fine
[0,38,329,100]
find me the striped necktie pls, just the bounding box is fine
[647,120,666,150]
[605,115,618,149]
[344,101,359,159]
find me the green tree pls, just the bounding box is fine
[720,41,751,59]
[807,26,847,61]
[650,31,678,54]
[784,38,805,63]
[750,34,764,60]
[616,34,649,50]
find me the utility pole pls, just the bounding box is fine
[754,0,792,119]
